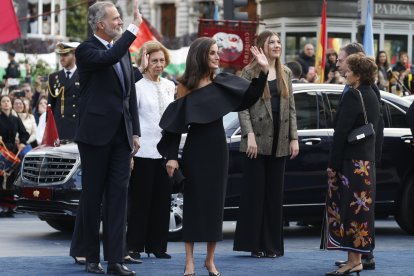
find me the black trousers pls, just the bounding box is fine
[77,122,131,263]
[126,157,171,253]
[233,154,286,255]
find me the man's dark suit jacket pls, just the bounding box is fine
[48,69,81,140]
[74,31,140,148]
[407,101,414,136]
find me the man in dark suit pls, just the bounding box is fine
[74,1,142,275]
[407,101,414,137]
[48,42,80,140]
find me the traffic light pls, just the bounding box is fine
[223,0,248,21]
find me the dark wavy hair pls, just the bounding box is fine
[177,37,216,97]
[375,50,389,68]
[346,53,378,84]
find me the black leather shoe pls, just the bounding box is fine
[85,262,104,274]
[72,256,86,265]
[128,251,141,259]
[107,263,136,275]
[124,256,143,264]
[148,251,172,259]
[362,257,375,270]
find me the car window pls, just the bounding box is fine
[384,101,408,128]
[322,91,341,128]
[223,112,240,137]
[294,92,318,130]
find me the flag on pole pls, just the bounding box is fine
[214,3,219,21]
[363,0,375,57]
[41,106,60,147]
[0,0,21,44]
[129,19,157,53]
[315,0,327,83]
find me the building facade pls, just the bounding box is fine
[259,0,414,64]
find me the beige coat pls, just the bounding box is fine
[238,66,298,157]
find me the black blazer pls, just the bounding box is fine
[329,84,381,171]
[407,101,414,136]
[74,31,140,149]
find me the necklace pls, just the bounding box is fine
[144,76,166,117]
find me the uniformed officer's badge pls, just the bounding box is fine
[53,75,62,96]
[75,81,80,87]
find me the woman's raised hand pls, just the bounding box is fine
[250,46,269,74]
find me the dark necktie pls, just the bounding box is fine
[66,71,71,79]
[107,43,125,94]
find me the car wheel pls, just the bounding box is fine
[44,218,75,232]
[395,176,414,235]
[168,193,183,240]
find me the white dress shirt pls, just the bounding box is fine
[135,77,175,158]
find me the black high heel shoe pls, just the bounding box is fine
[250,251,263,258]
[183,266,195,276]
[72,256,86,265]
[204,262,221,276]
[325,263,363,276]
[147,251,172,259]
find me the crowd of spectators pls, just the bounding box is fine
[294,42,414,96]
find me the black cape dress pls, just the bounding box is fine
[157,71,267,242]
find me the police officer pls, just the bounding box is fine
[48,42,80,140]
[4,50,21,90]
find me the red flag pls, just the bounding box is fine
[129,19,157,53]
[0,0,21,44]
[315,0,327,83]
[41,106,60,147]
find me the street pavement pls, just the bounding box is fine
[0,214,413,275]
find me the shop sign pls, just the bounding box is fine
[374,3,414,19]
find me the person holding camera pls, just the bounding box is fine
[47,42,81,140]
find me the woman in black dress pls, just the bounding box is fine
[158,37,269,276]
[0,95,29,217]
[325,53,380,275]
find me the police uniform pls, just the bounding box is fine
[48,42,81,140]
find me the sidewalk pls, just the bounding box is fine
[0,248,411,275]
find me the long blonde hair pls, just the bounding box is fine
[243,30,289,98]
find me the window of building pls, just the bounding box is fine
[327,33,351,55]
[285,32,317,63]
[384,35,408,66]
[161,4,176,38]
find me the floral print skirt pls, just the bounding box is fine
[323,159,376,253]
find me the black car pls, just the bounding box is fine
[14,84,414,237]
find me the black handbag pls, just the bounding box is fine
[162,160,185,193]
[347,88,375,144]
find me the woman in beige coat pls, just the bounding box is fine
[233,30,299,258]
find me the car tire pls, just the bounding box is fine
[168,193,183,241]
[44,218,75,232]
[395,176,414,235]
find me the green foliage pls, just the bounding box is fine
[32,59,53,78]
[66,0,89,41]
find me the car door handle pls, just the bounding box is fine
[401,135,413,144]
[301,138,322,145]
